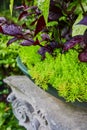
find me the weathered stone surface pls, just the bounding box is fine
[3,76,87,130]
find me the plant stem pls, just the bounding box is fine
[79,0,85,14]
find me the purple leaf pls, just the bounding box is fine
[35,8,41,15]
[38,44,54,59]
[38,46,47,59]
[63,35,84,51]
[15,3,28,10]
[15,5,25,10]
[1,23,23,37]
[20,39,34,46]
[20,38,40,46]
[50,41,62,49]
[78,49,87,62]
[23,29,32,37]
[41,33,50,41]
[7,37,18,46]
[77,15,87,26]
[0,17,6,23]
[18,11,28,20]
[34,15,46,36]
[38,41,62,59]
[49,10,61,21]
[24,6,37,11]
[48,1,62,21]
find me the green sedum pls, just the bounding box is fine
[19,46,87,102]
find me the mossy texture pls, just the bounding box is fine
[19,45,87,102]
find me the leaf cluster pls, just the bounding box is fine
[0,0,87,61]
[0,33,21,81]
[0,35,19,66]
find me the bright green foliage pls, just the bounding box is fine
[19,46,87,102]
[34,0,50,23]
[19,46,41,68]
[74,0,87,15]
[72,0,87,36]
[72,14,87,36]
[0,102,25,130]
[9,0,14,16]
[0,34,20,81]
[0,34,19,67]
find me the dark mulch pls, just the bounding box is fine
[0,81,11,103]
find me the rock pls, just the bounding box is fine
[3,76,87,130]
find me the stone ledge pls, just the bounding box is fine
[3,76,87,130]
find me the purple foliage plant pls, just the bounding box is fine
[0,0,87,62]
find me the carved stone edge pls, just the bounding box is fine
[7,92,52,130]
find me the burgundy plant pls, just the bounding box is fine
[0,0,87,62]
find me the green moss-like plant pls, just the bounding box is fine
[19,46,87,102]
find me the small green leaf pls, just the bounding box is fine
[72,14,87,36]
[47,21,58,27]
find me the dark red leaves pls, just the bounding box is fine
[78,49,87,62]
[33,39,40,46]
[77,15,87,26]
[0,26,4,33]
[83,29,87,44]
[34,15,46,36]
[63,35,84,51]
[18,11,28,20]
